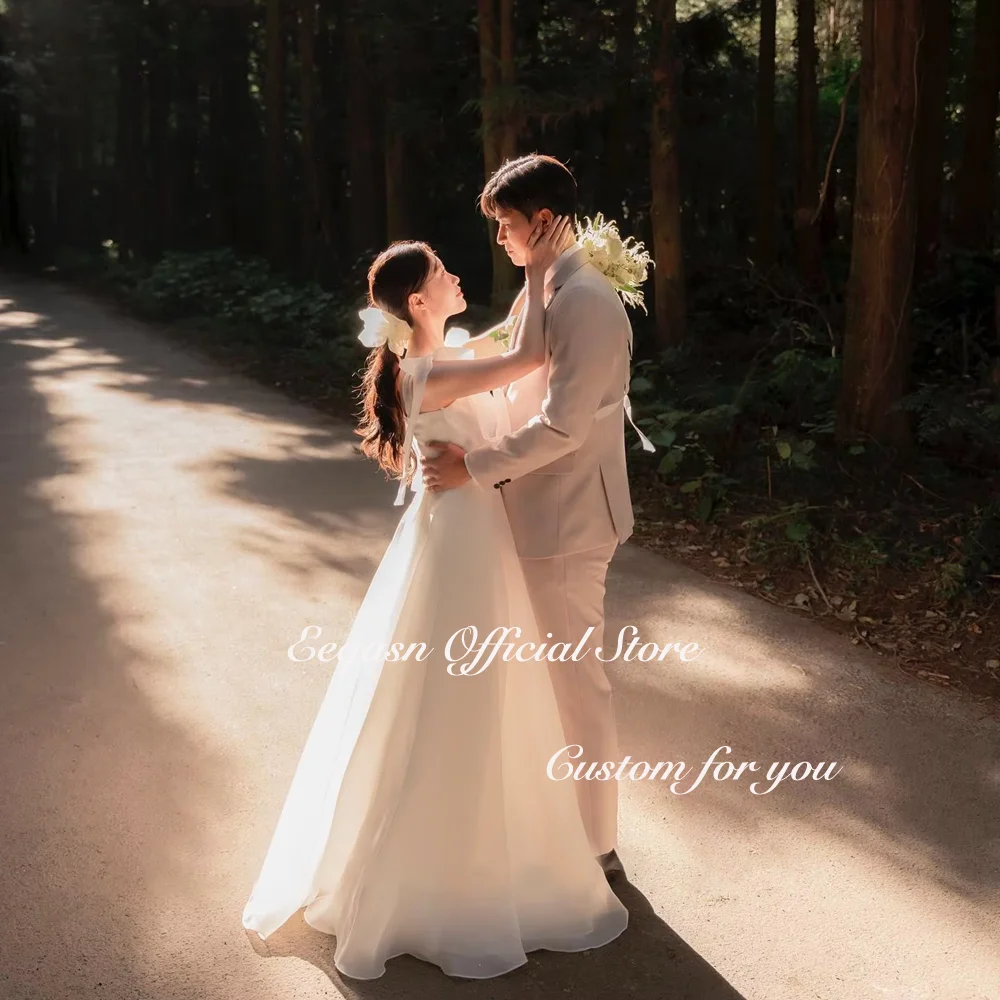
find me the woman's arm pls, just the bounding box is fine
[460,283,528,357]
[418,276,545,411]
[417,216,572,412]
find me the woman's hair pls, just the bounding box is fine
[479,153,578,221]
[356,241,434,478]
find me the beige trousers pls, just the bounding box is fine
[519,542,620,856]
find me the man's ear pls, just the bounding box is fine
[534,208,554,227]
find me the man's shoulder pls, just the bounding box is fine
[556,263,630,320]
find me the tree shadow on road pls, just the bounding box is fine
[0,289,237,998]
[8,276,999,996]
[605,544,1000,914]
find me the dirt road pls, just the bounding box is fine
[1,276,997,1000]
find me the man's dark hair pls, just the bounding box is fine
[479,154,578,221]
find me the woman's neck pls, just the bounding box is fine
[407,315,446,358]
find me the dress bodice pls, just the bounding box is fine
[395,348,508,505]
[403,349,507,446]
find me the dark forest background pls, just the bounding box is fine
[0,0,997,685]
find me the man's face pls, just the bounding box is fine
[494,206,552,267]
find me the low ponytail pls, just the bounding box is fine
[354,240,434,480]
[356,342,407,477]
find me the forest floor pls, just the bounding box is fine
[42,263,1000,705]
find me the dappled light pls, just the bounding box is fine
[2,275,997,998]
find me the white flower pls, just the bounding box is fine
[573,213,654,313]
[590,246,610,272]
[357,307,413,357]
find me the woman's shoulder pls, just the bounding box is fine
[397,354,438,412]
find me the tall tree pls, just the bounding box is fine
[650,0,686,347]
[601,0,638,218]
[344,6,381,260]
[795,0,823,288]
[498,0,517,163]
[838,0,921,444]
[265,0,287,265]
[171,5,202,250]
[383,19,410,244]
[952,0,999,252]
[208,2,256,253]
[298,0,329,271]
[914,0,951,277]
[0,7,27,253]
[755,0,777,270]
[114,5,146,261]
[145,0,172,258]
[478,0,518,307]
[314,1,342,276]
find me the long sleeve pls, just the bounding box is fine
[464,283,621,488]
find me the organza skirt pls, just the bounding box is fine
[242,481,627,979]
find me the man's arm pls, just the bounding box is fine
[464,285,621,487]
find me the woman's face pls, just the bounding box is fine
[410,254,466,322]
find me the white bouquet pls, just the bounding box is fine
[575,213,653,313]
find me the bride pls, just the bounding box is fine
[241,216,628,980]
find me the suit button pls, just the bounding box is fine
[494,483,501,489]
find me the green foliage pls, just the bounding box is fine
[899,382,1000,464]
[133,250,348,343]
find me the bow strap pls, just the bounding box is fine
[394,355,434,506]
[594,393,656,453]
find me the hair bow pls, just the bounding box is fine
[357,307,413,357]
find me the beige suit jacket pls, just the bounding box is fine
[464,247,635,559]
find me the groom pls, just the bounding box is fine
[422,154,635,880]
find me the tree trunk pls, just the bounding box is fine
[30,106,57,256]
[115,20,145,261]
[819,165,838,248]
[795,0,823,288]
[383,85,408,242]
[172,7,201,250]
[205,4,257,254]
[0,10,27,253]
[382,15,411,244]
[650,0,686,347]
[952,0,999,252]
[837,0,921,445]
[914,0,951,277]
[298,0,329,271]
[755,0,777,270]
[207,18,230,248]
[314,0,341,279]
[478,0,500,175]
[498,0,518,162]
[54,5,93,251]
[344,10,380,260]
[478,0,518,308]
[601,0,638,218]
[265,0,287,265]
[145,0,171,258]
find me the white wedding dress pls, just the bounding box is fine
[242,347,628,980]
